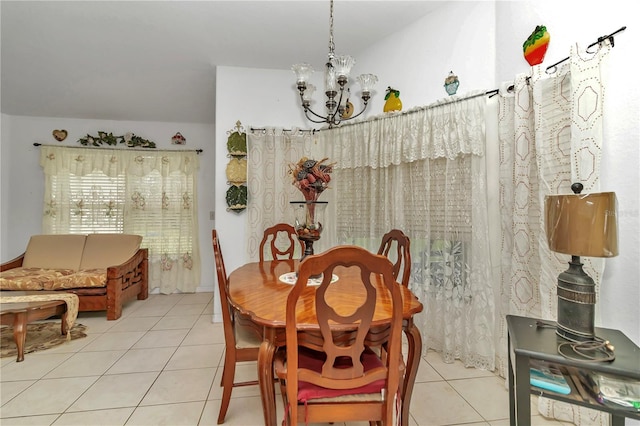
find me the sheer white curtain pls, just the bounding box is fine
[245,128,322,261]
[317,93,496,369]
[497,42,612,425]
[40,146,201,294]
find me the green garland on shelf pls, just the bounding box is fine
[78,131,156,148]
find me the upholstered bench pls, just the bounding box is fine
[0,234,148,320]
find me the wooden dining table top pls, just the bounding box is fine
[227,259,424,329]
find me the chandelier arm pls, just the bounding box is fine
[303,108,332,124]
[303,98,338,121]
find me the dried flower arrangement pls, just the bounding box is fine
[289,157,335,201]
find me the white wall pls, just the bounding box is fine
[0,115,216,293]
[0,114,11,258]
[357,1,497,113]
[213,66,310,320]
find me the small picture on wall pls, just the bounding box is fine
[52,129,68,141]
[172,132,186,145]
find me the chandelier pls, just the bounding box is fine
[291,0,378,128]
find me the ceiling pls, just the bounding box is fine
[1,1,445,124]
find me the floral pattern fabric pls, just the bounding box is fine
[0,268,75,291]
[0,268,107,291]
[39,146,201,294]
[45,269,107,290]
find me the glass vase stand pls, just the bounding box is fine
[290,201,328,261]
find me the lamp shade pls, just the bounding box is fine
[544,192,618,257]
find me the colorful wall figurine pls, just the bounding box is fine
[523,25,550,66]
[444,71,460,96]
[383,87,402,113]
[171,132,186,145]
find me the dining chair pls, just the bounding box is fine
[259,223,303,262]
[377,229,412,287]
[212,229,262,424]
[274,245,404,425]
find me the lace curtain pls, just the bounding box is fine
[496,42,612,425]
[245,128,322,261]
[317,92,496,370]
[40,146,201,294]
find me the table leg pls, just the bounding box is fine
[514,354,531,425]
[12,312,27,362]
[611,414,625,426]
[258,339,277,426]
[61,310,69,336]
[401,319,422,426]
[508,332,516,426]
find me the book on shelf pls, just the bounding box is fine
[529,360,571,395]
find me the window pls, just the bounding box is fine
[50,172,125,234]
[41,146,201,293]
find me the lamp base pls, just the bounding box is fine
[556,255,596,342]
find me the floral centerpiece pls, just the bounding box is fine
[289,157,334,201]
[289,157,335,259]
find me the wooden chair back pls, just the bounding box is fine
[377,229,412,287]
[212,229,260,423]
[281,245,404,425]
[213,230,235,348]
[259,223,303,262]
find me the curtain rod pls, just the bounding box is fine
[249,127,317,134]
[545,26,626,74]
[486,25,626,98]
[33,143,203,154]
[319,90,492,131]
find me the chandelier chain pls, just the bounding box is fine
[328,0,335,60]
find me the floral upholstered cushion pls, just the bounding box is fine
[45,269,107,290]
[0,268,75,291]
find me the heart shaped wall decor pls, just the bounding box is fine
[52,129,68,141]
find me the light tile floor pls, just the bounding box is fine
[0,292,572,426]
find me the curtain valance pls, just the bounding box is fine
[319,90,487,169]
[40,146,200,177]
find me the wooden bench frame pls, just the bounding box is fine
[1,248,148,320]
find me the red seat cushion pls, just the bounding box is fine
[296,348,386,402]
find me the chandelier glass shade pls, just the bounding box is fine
[292,0,377,127]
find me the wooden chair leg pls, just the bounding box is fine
[217,352,236,424]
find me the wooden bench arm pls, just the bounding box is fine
[106,248,148,279]
[1,253,25,272]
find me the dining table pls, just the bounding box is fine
[227,258,424,426]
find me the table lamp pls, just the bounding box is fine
[544,183,618,342]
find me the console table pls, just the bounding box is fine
[506,315,640,425]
